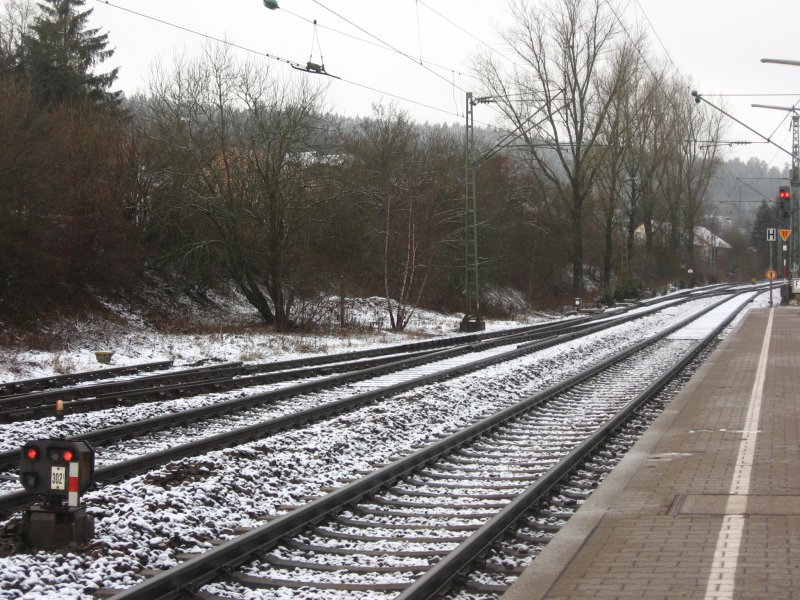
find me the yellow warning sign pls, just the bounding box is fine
[766,268,778,281]
[779,228,792,241]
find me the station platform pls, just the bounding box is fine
[504,306,800,599]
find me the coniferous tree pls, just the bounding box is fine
[16,0,120,107]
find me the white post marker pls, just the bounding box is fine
[68,462,80,507]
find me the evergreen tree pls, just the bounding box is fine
[16,0,120,107]
[750,199,777,270]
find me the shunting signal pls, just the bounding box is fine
[20,439,94,502]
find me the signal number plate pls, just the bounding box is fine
[50,466,66,490]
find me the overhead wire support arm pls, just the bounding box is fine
[690,90,793,158]
[471,94,565,167]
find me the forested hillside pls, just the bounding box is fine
[0,0,780,335]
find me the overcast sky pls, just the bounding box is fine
[87,0,800,171]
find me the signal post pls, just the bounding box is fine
[19,439,95,549]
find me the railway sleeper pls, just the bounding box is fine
[444,455,555,468]
[262,554,431,573]
[497,543,548,557]
[417,469,545,482]
[523,519,564,533]
[514,529,558,542]
[353,505,495,520]
[464,580,513,594]
[411,478,531,491]
[578,464,614,475]
[427,462,548,475]
[483,560,528,575]
[549,496,581,508]
[287,540,450,558]
[538,508,576,520]
[334,515,482,532]
[314,527,468,543]
[372,496,509,511]
[469,438,569,451]
[233,573,409,592]
[561,488,592,501]
[388,485,519,500]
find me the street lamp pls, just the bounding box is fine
[761,58,800,67]
[263,0,279,9]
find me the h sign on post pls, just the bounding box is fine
[767,227,777,242]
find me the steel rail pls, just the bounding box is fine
[0,298,669,469]
[0,324,590,512]
[0,292,738,515]
[0,337,528,471]
[107,292,752,600]
[0,312,593,424]
[0,362,245,413]
[0,360,174,397]
[0,282,739,401]
[0,350,444,422]
[0,286,741,426]
[0,316,563,401]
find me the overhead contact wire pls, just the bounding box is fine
[91,0,464,120]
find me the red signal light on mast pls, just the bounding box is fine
[778,186,792,219]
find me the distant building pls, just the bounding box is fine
[633,223,731,251]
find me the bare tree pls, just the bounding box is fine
[659,89,723,279]
[475,0,626,298]
[618,69,675,284]
[143,44,326,328]
[0,0,34,73]
[343,105,461,331]
[594,36,645,287]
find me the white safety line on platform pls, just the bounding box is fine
[703,308,773,599]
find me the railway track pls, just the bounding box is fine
[0,316,583,423]
[100,291,756,599]
[0,285,739,425]
[0,291,741,512]
[0,360,175,397]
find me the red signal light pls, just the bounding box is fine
[25,447,39,461]
[779,186,791,200]
[62,449,74,462]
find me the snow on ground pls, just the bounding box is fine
[0,295,547,384]
[0,290,771,599]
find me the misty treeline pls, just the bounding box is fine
[0,0,781,330]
